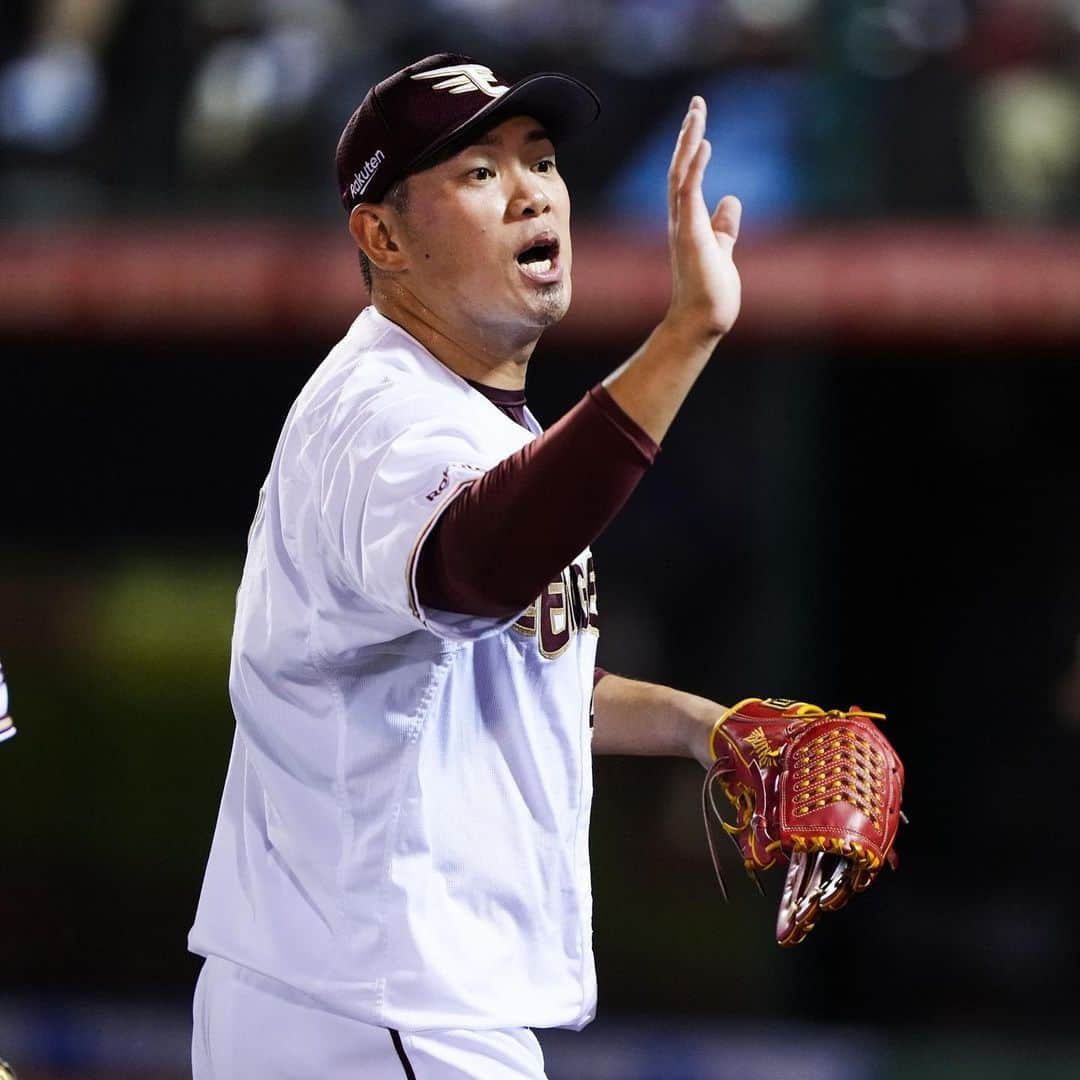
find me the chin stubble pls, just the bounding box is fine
[532,281,570,326]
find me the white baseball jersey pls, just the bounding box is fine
[189,306,600,1032]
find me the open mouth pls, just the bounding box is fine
[515,234,560,278]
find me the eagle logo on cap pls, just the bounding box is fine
[411,63,508,99]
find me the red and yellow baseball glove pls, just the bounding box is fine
[702,697,904,946]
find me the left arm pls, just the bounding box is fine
[591,673,723,770]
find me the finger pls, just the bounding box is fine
[680,137,712,208]
[711,194,742,249]
[667,105,698,223]
[668,98,706,217]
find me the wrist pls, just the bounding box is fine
[682,694,728,769]
[658,309,724,358]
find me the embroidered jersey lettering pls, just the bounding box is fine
[513,557,598,657]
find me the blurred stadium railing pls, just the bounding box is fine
[2,224,1078,349]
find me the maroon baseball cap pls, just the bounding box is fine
[335,53,600,212]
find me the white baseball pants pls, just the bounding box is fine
[192,955,548,1079]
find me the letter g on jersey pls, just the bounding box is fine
[513,558,599,659]
[411,63,508,98]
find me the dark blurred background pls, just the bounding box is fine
[1,1,1079,1077]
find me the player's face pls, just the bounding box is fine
[398,115,572,337]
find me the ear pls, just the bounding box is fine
[349,203,409,274]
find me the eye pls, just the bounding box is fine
[469,166,495,181]
[534,158,556,174]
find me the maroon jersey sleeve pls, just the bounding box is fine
[416,385,658,618]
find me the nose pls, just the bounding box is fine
[508,171,550,219]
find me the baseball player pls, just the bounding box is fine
[189,53,742,1078]
[0,662,15,744]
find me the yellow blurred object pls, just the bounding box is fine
[968,69,1080,222]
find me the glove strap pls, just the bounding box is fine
[708,697,761,761]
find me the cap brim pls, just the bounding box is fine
[407,72,600,175]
